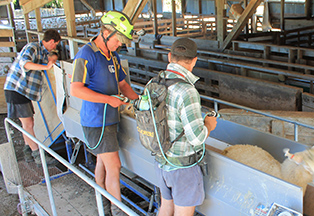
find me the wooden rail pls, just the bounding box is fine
[282,25,314,47]
[232,40,314,67]
[0,25,17,58]
[134,44,314,93]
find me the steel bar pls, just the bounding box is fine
[39,146,57,216]
[4,118,139,216]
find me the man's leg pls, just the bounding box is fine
[174,205,195,216]
[98,152,128,216]
[19,116,38,150]
[98,151,122,200]
[19,116,58,166]
[157,196,174,216]
[94,156,112,215]
[95,154,106,188]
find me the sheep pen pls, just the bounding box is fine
[222,144,314,196]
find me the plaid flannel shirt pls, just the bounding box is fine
[4,41,49,101]
[161,63,208,171]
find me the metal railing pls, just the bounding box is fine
[132,83,314,143]
[201,94,314,142]
[4,118,138,216]
[5,85,313,215]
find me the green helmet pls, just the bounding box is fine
[101,11,133,40]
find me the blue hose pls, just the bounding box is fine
[146,89,206,169]
[83,95,124,150]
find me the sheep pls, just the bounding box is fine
[222,144,314,195]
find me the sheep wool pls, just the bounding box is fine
[281,158,313,195]
[222,144,282,179]
[222,144,314,195]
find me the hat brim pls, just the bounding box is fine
[104,24,132,45]
[116,34,131,45]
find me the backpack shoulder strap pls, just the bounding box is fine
[165,78,189,87]
[171,131,184,144]
[154,70,190,87]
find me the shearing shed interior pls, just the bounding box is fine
[0,0,314,215]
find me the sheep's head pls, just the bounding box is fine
[283,147,314,175]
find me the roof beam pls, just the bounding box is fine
[19,0,31,5]
[0,0,12,6]
[220,0,263,51]
[123,0,149,23]
[22,0,52,14]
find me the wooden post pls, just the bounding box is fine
[280,0,285,31]
[99,0,104,11]
[152,0,158,37]
[305,0,312,19]
[24,13,31,43]
[263,46,270,67]
[122,0,126,8]
[7,3,17,56]
[216,0,226,48]
[35,8,43,41]
[288,49,296,71]
[243,0,249,39]
[198,0,202,14]
[63,0,78,58]
[172,0,177,36]
[181,0,186,14]
[112,0,115,10]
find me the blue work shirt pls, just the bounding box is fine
[72,41,126,127]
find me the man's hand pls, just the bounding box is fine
[204,116,217,135]
[46,61,55,70]
[108,95,128,108]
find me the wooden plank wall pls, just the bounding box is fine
[121,54,303,111]
[302,93,314,112]
[0,25,17,58]
[0,76,7,114]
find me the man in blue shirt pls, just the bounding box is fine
[4,29,61,167]
[71,11,138,215]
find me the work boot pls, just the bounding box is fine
[104,198,112,216]
[111,204,128,216]
[23,145,34,162]
[31,149,58,167]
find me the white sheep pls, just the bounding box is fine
[222,144,314,195]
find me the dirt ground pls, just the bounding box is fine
[0,114,23,216]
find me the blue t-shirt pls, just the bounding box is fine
[72,41,126,127]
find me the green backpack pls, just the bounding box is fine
[135,71,187,156]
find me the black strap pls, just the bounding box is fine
[152,71,190,144]
[155,70,189,88]
[171,131,184,144]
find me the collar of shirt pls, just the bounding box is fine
[166,63,199,85]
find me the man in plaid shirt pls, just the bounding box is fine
[4,29,61,167]
[155,38,217,216]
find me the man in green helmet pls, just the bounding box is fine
[70,10,139,215]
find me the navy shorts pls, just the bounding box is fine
[82,124,119,155]
[7,102,34,119]
[155,161,205,206]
